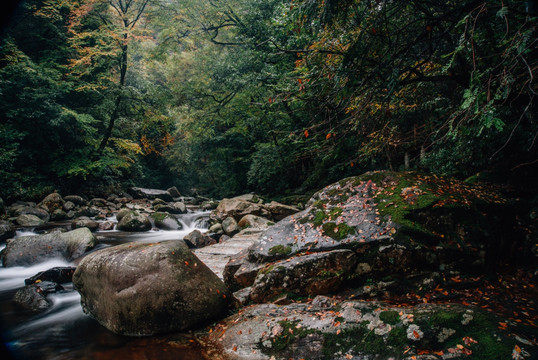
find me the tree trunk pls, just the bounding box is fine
[97,37,128,154]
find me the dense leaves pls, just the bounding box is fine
[0,0,536,199]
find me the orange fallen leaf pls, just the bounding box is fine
[233,345,238,352]
[413,330,420,339]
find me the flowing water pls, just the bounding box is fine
[0,211,212,360]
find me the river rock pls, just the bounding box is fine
[116,211,151,232]
[167,186,181,198]
[265,201,300,221]
[237,214,273,230]
[0,220,15,242]
[232,193,261,203]
[154,202,187,214]
[128,187,173,202]
[183,230,216,248]
[201,200,219,210]
[222,217,240,236]
[16,214,45,227]
[63,195,86,206]
[150,212,182,230]
[71,217,99,232]
[115,208,132,222]
[73,240,231,336]
[213,198,271,222]
[209,223,223,235]
[12,206,50,222]
[1,227,96,267]
[13,281,63,313]
[99,221,115,231]
[75,206,100,218]
[25,267,76,285]
[50,208,68,220]
[250,250,357,303]
[40,192,65,213]
[63,201,76,211]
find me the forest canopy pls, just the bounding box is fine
[0,0,536,200]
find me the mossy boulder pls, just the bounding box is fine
[73,240,231,336]
[116,211,152,232]
[39,192,64,213]
[150,212,182,230]
[0,220,15,242]
[244,171,518,277]
[209,299,537,360]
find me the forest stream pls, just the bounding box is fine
[0,211,214,360]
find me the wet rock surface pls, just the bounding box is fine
[1,227,96,267]
[73,240,231,336]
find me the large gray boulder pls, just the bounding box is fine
[183,230,216,248]
[1,227,96,267]
[73,241,231,336]
[128,187,173,202]
[237,214,273,230]
[71,217,99,232]
[222,217,240,236]
[116,211,152,232]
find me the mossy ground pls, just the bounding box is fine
[268,245,292,256]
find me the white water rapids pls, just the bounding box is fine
[0,210,210,359]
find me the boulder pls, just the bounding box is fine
[0,196,4,214]
[25,267,76,285]
[232,193,261,203]
[115,208,132,222]
[266,201,300,221]
[116,211,152,232]
[12,206,50,222]
[16,214,45,227]
[99,221,115,231]
[89,198,108,207]
[50,209,68,221]
[13,281,63,313]
[1,227,96,267]
[63,195,86,206]
[0,220,15,242]
[201,200,219,210]
[167,186,181,198]
[209,223,223,235]
[249,250,357,303]
[213,198,271,222]
[183,230,216,248]
[71,217,99,232]
[73,240,231,336]
[154,202,187,214]
[222,217,240,236]
[237,214,273,230]
[208,300,535,360]
[75,206,101,218]
[152,198,167,206]
[40,192,64,213]
[150,212,182,231]
[63,201,76,211]
[128,187,173,202]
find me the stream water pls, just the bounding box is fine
[0,211,212,360]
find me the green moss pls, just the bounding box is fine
[317,269,344,279]
[268,245,292,256]
[151,212,168,222]
[322,323,402,359]
[312,210,327,227]
[387,326,407,346]
[258,264,274,275]
[322,222,356,240]
[379,310,400,325]
[328,207,343,220]
[262,320,316,354]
